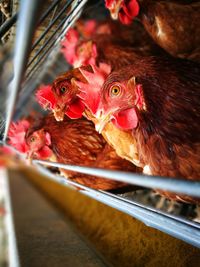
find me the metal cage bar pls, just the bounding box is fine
[0,13,17,39]
[30,0,72,52]
[34,164,200,249]
[25,0,87,80]
[34,159,200,198]
[0,0,62,41]
[3,0,46,141]
[26,3,75,77]
[38,0,62,27]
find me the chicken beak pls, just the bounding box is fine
[26,151,33,165]
[53,105,65,121]
[95,110,112,133]
[109,0,123,20]
[74,59,83,68]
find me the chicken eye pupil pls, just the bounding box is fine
[30,136,35,142]
[111,86,120,96]
[60,87,66,93]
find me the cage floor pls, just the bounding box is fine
[8,169,110,267]
[22,168,200,267]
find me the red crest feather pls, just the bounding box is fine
[76,19,97,38]
[105,0,113,8]
[74,63,111,114]
[61,28,80,65]
[8,119,30,153]
[35,85,56,110]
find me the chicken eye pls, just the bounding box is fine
[79,47,84,53]
[30,136,36,142]
[60,87,67,94]
[110,85,121,97]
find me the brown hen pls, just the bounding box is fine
[26,113,139,191]
[94,55,200,203]
[61,19,164,69]
[105,0,200,61]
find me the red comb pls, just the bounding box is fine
[35,85,56,110]
[83,20,97,37]
[105,0,113,8]
[74,63,111,114]
[61,28,80,65]
[8,119,30,153]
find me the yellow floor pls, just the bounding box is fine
[23,168,200,267]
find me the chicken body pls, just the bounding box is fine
[61,19,164,69]
[26,114,138,191]
[140,0,200,61]
[106,0,200,61]
[95,55,200,203]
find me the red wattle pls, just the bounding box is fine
[65,99,85,119]
[37,146,53,159]
[123,0,139,18]
[119,0,139,25]
[119,11,133,25]
[112,108,138,130]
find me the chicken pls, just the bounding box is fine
[75,19,114,39]
[91,55,200,203]
[9,114,139,191]
[61,28,139,69]
[105,0,200,61]
[61,20,164,69]
[8,118,53,160]
[75,18,160,49]
[36,67,142,167]
[0,146,22,169]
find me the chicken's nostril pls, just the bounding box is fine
[55,104,61,110]
[95,109,103,119]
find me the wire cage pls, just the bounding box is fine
[0,0,200,255]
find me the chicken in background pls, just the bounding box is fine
[8,117,52,160]
[61,18,165,69]
[8,114,139,191]
[105,0,200,61]
[75,18,161,50]
[36,67,142,168]
[26,114,140,191]
[0,146,23,169]
[89,55,200,204]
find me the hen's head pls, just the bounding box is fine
[76,19,97,38]
[26,128,52,159]
[61,28,80,66]
[61,27,97,67]
[8,119,30,153]
[8,118,53,160]
[74,40,98,67]
[51,69,88,121]
[105,0,139,25]
[76,19,112,37]
[50,64,111,121]
[95,68,146,133]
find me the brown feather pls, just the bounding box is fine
[27,114,139,191]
